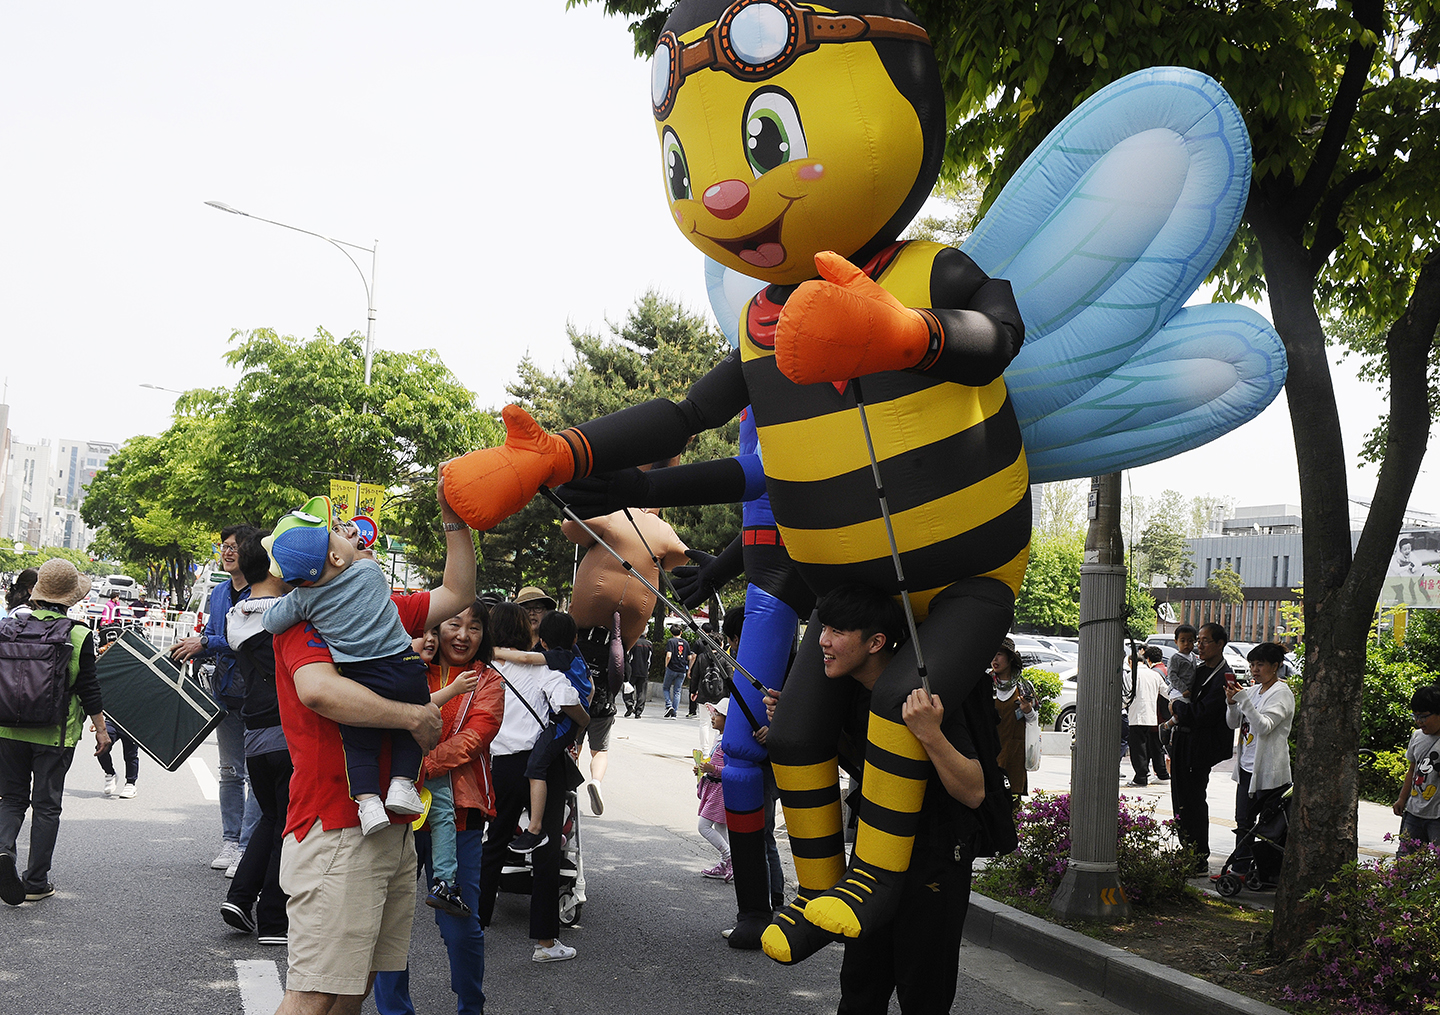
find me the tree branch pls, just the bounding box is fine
[1308,164,1390,272]
[1284,0,1383,233]
[1343,249,1440,635]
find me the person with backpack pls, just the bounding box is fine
[688,623,726,717]
[0,558,110,906]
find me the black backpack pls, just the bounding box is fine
[0,615,76,728]
[699,652,726,702]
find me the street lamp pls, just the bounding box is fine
[204,201,379,387]
[139,383,185,394]
[206,200,380,513]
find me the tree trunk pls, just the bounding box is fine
[1252,205,1440,955]
[1247,204,1363,954]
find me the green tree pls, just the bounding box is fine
[1014,530,1083,633]
[1207,562,1245,606]
[1135,517,1196,587]
[81,437,215,603]
[83,329,499,594]
[503,292,743,600]
[1125,577,1158,640]
[580,0,1440,951]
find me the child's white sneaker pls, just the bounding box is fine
[384,778,425,816]
[533,939,576,963]
[357,796,389,835]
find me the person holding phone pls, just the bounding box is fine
[990,638,1036,803]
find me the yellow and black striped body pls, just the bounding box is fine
[740,241,1031,609]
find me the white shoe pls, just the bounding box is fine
[533,939,577,963]
[118,782,137,799]
[103,774,118,796]
[384,779,425,816]
[586,781,604,816]
[211,841,242,870]
[358,796,390,835]
[225,860,239,879]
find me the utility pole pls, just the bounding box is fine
[1051,471,1132,921]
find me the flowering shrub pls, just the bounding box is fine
[1283,840,1440,1015]
[974,790,1192,912]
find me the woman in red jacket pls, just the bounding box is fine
[377,599,503,1015]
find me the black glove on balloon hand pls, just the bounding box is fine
[554,468,654,518]
[671,549,719,609]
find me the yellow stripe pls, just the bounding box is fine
[772,759,840,793]
[757,378,1010,482]
[981,543,1031,598]
[854,822,916,874]
[860,761,927,811]
[784,803,842,841]
[793,854,846,892]
[867,713,931,763]
[779,450,1028,564]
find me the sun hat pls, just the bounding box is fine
[708,697,730,716]
[995,636,1024,672]
[514,586,556,610]
[31,559,90,608]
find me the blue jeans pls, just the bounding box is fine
[216,705,261,848]
[428,778,457,884]
[374,825,485,1015]
[662,669,686,714]
[1398,811,1440,855]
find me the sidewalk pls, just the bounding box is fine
[1033,730,1396,914]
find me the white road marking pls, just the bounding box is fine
[188,756,220,801]
[236,959,284,1014]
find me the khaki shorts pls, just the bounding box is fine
[279,820,417,996]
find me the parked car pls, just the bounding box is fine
[1146,632,1250,678]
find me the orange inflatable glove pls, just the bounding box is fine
[440,405,580,531]
[775,251,939,386]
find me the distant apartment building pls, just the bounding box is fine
[0,410,117,552]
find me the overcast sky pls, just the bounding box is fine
[1,2,1432,523]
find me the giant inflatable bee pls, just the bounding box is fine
[446,0,1285,965]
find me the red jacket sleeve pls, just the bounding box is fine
[423,667,504,779]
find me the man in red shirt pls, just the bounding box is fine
[270,479,476,1015]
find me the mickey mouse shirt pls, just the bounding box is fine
[1405,727,1440,820]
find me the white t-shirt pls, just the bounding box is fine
[1405,728,1440,820]
[1236,682,1277,773]
[491,658,581,757]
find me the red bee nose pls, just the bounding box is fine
[702,179,750,220]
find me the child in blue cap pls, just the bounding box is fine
[262,502,436,836]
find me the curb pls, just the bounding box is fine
[964,893,1287,1015]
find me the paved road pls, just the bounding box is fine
[2,716,1134,1015]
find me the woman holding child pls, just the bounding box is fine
[374,599,503,1015]
[477,602,590,963]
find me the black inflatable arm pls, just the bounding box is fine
[913,247,1026,387]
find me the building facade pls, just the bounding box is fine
[1150,505,1362,647]
[0,420,116,552]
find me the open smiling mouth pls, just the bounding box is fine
[696,197,798,269]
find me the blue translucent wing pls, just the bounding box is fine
[705,256,767,349]
[961,66,1286,481]
[1022,304,1284,482]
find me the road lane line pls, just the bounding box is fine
[236,959,284,1014]
[188,756,220,800]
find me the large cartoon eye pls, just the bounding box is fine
[743,88,807,178]
[662,128,691,202]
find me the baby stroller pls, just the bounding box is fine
[1214,784,1291,896]
[497,787,587,926]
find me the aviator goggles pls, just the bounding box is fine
[651,0,929,119]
